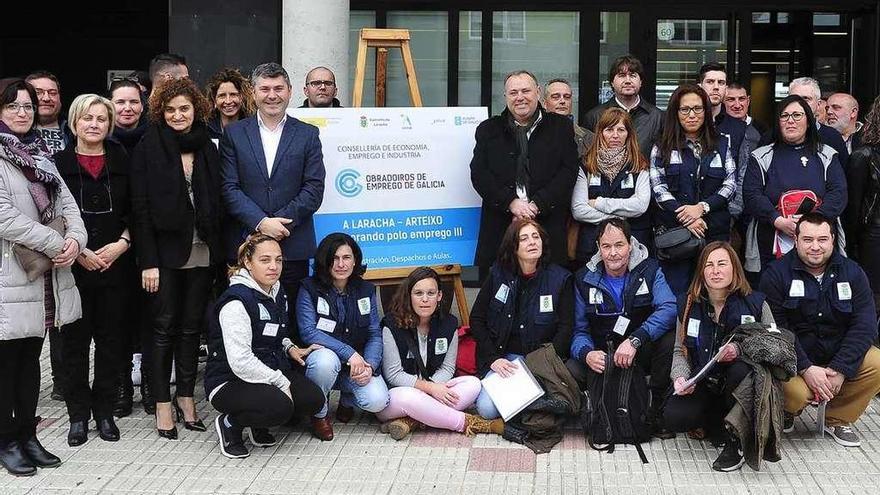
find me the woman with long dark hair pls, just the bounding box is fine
[571,107,651,263]
[743,94,846,275]
[131,77,223,439]
[377,267,501,440]
[470,218,573,419]
[649,83,737,294]
[297,233,389,441]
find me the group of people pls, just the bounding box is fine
[0,50,879,478]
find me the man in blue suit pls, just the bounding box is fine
[219,62,326,315]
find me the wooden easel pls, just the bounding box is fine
[364,264,470,326]
[352,28,423,107]
[351,29,469,325]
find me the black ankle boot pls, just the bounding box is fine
[113,370,133,418]
[20,435,61,468]
[0,441,36,476]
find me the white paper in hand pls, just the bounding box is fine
[480,358,545,422]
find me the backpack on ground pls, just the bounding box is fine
[583,341,651,463]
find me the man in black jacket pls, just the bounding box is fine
[581,55,663,159]
[760,213,880,447]
[470,70,579,280]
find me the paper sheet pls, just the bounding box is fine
[481,358,545,421]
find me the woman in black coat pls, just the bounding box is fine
[469,71,579,281]
[131,78,223,440]
[55,94,135,447]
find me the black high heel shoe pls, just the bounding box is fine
[172,395,207,432]
[155,408,178,440]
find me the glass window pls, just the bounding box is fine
[387,11,448,107]
[599,12,630,103]
[348,11,376,107]
[813,13,841,26]
[655,18,728,109]
[459,11,482,106]
[491,11,580,116]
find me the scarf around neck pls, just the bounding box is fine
[507,107,542,196]
[0,121,59,223]
[596,145,628,182]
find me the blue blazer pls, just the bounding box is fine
[219,116,326,261]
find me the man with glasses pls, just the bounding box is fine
[25,71,72,155]
[543,78,593,157]
[568,218,677,438]
[581,55,663,159]
[299,67,342,108]
[788,77,849,167]
[24,71,71,402]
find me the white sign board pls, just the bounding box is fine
[290,107,488,269]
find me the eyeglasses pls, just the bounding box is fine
[678,105,705,116]
[307,80,335,88]
[35,89,59,98]
[3,103,35,114]
[413,290,439,299]
[78,167,114,215]
[779,111,806,122]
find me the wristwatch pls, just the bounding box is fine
[699,201,710,215]
[628,336,642,349]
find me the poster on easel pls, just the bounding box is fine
[290,106,487,269]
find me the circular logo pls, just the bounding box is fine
[336,169,362,197]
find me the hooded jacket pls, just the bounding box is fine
[570,236,676,360]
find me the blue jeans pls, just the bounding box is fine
[304,348,390,419]
[474,353,523,419]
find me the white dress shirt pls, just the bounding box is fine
[257,111,287,176]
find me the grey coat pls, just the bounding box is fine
[0,154,86,340]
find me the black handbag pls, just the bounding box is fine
[654,226,704,261]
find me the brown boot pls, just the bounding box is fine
[382,417,422,441]
[463,414,504,437]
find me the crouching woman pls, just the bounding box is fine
[205,234,324,458]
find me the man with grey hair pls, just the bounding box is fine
[469,70,579,280]
[299,66,342,108]
[543,78,593,157]
[219,65,326,437]
[788,77,849,166]
[826,92,862,152]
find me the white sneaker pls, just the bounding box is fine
[131,353,142,386]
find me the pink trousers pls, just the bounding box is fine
[376,375,481,432]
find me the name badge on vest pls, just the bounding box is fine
[612,315,631,336]
[317,297,330,316]
[709,155,723,168]
[837,282,852,301]
[741,314,756,324]
[539,295,553,313]
[262,322,279,337]
[589,288,604,305]
[435,337,448,355]
[258,304,271,321]
[767,323,780,333]
[357,297,371,315]
[316,317,336,333]
[789,279,805,298]
[635,279,650,296]
[589,174,601,186]
[621,173,634,189]
[495,284,510,303]
[687,318,701,338]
